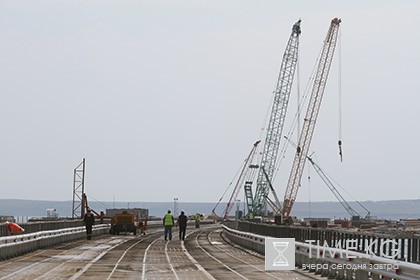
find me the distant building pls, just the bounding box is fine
[0,216,14,223]
[46,208,59,218]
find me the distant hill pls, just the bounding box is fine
[1,199,420,220]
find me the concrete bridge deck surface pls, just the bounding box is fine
[0,224,321,280]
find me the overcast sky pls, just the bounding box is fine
[1,1,419,205]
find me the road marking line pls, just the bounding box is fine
[165,241,180,280]
[180,230,216,280]
[210,230,284,280]
[106,238,145,280]
[195,231,248,279]
[70,240,128,280]
[0,238,109,280]
[141,236,161,280]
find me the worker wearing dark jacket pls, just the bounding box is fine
[177,211,187,241]
[83,208,95,240]
[163,210,174,241]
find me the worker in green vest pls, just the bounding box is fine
[194,213,200,228]
[163,210,175,241]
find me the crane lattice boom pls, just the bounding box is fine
[307,157,360,218]
[282,18,341,221]
[252,20,301,216]
[223,140,260,219]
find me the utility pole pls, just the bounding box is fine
[174,197,179,217]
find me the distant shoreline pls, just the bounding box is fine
[1,199,420,220]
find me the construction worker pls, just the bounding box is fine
[83,208,95,240]
[98,211,105,224]
[5,221,25,235]
[194,213,200,228]
[177,211,187,241]
[163,210,174,241]
[141,217,148,235]
[138,217,148,235]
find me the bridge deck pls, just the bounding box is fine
[0,224,320,279]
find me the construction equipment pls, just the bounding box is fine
[223,140,260,219]
[79,193,102,218]
[261,167,282,214]
[282,18,341,222]
[252,19,302,216]
[109,211,137,235]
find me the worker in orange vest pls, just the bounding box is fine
[5,221,25,235]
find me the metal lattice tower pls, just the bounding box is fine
[72,158,86,219]
[282,18,341,221]
[252,20,302,216]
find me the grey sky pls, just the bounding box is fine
[1,1,419,204]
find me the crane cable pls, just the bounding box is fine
[88,194,113,209]
[212,158,245,215]
[297,39,301,144]
[274,46,322,182]
[338,28,343,162]
[307,163,311,218]
[312,152,370,216]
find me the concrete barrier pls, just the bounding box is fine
[223,224,265,254]
[0,220,84,236]
[223,224,420,280]
[0,225,109,260]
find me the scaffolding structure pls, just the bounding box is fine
[72,158,86,219]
